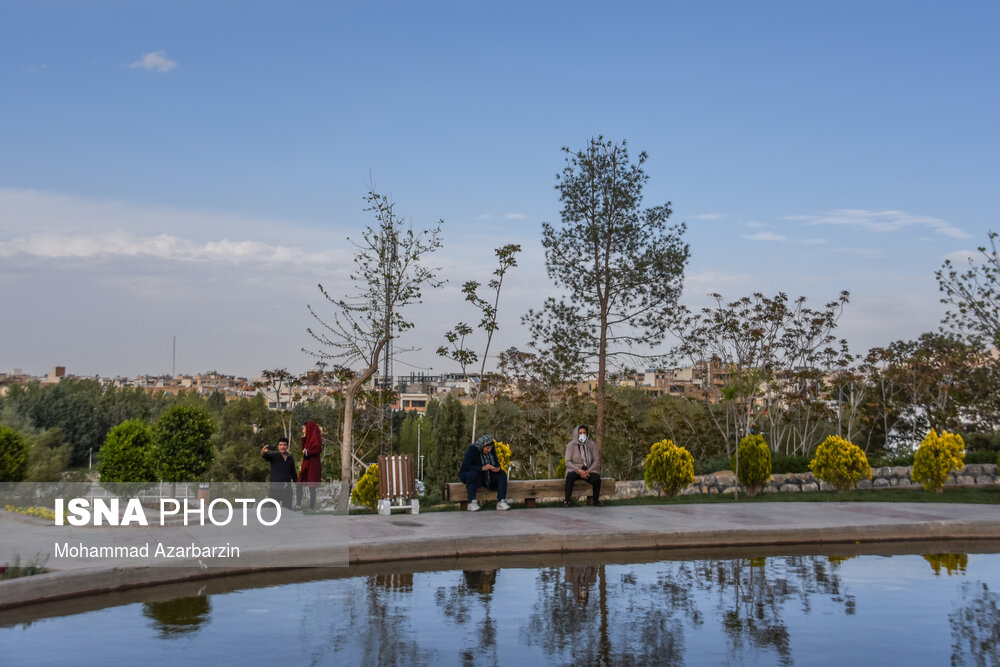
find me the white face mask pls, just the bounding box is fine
[578,433,587,443]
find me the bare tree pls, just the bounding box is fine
[936,230,1000,350]
[438,243,521,440]
[305,186,442,509]
[254,368,302,442]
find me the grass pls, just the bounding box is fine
[601,485,1000,506]
[404,484,1000,513]
[0,554,48,580]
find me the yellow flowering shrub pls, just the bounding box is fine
[494,441,512,473]
[731,433,772,496]
[808,435,872,492]
[350,463,380,509]
[4,505,56,521]
[643,439,695,497]
[912,429,965,492]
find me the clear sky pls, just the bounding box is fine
[2,1,997,378]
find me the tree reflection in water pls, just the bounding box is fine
[950,581,999,667]
[312,573,430,665]
[520,555,855,666]
[432,570,499,666]
[141,595,211,639]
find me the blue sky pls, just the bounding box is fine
[2,1,997,378]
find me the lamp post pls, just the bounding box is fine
[416,414,424,480]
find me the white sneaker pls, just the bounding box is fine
[496,499,510,511]
[467,499,480,512]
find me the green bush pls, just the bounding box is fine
[351,463,379,510]
[808,435,872,492]
[0,425,29,482]
[643,439,695,497]
[694,454,731,476]
[99,419,156,483]
[912,429,965,493]
[771,453,813,474]
[730,433,771,496]
[965,449,999,465]
[869,452,915,468]
[150,405,215,482]
[555,457,566,478]
[963,431,1000,454]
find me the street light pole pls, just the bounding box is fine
[416,415,423,480]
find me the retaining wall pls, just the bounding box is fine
[611,463,999,499]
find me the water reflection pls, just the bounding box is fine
[924,553,969,576]
[950,582,1000,667]
[4,550,1000,665]
[141,595,211,638]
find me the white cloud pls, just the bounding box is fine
[942,249,978,264]
[503,212,525,220]
[129,50,178,72]
[799,238,828,245]
[786,208,970,239]
[693,212,725,220]
[24,64,48,74]
[0,230,342,269]
[683,270,756,295]
[745,231,788,242]
[745,221,766,228]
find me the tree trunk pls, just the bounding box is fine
[596,321,607,460]
[338,387,355,512]
[338,336,389,512]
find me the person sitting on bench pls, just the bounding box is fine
[459,434,510,512]
[565,424,602,507]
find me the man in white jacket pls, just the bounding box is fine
[564,424,602,507]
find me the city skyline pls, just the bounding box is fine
[2,2,997,377]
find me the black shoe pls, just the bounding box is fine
[562,500,572,507]
[593,500,603,507]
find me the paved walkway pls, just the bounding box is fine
[2,502,999,610]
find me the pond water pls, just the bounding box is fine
[2,546,999,666]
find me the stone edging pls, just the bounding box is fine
[612,463,999,498]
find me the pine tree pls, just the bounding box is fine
[425,394,468,501]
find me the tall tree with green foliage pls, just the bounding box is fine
[0,425,29,482]
[25,428,72,481]
[150,405,215,483]
[526,137,689,459]
[425,394,467,500]
[99,419,157,483]
[4,379,108,465]
[305,185,443,510]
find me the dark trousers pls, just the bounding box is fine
[270,482,294,509]
[459,470,508,503]
[565,471,601,502]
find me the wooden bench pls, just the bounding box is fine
[443,478,616,510]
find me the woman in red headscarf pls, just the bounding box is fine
[296,420,323,510]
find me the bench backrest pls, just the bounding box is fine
[378,454,417,500]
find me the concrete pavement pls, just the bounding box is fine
[2,501,1000,610]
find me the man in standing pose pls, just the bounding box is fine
[261,437,297,509]
[565,424,601,507]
